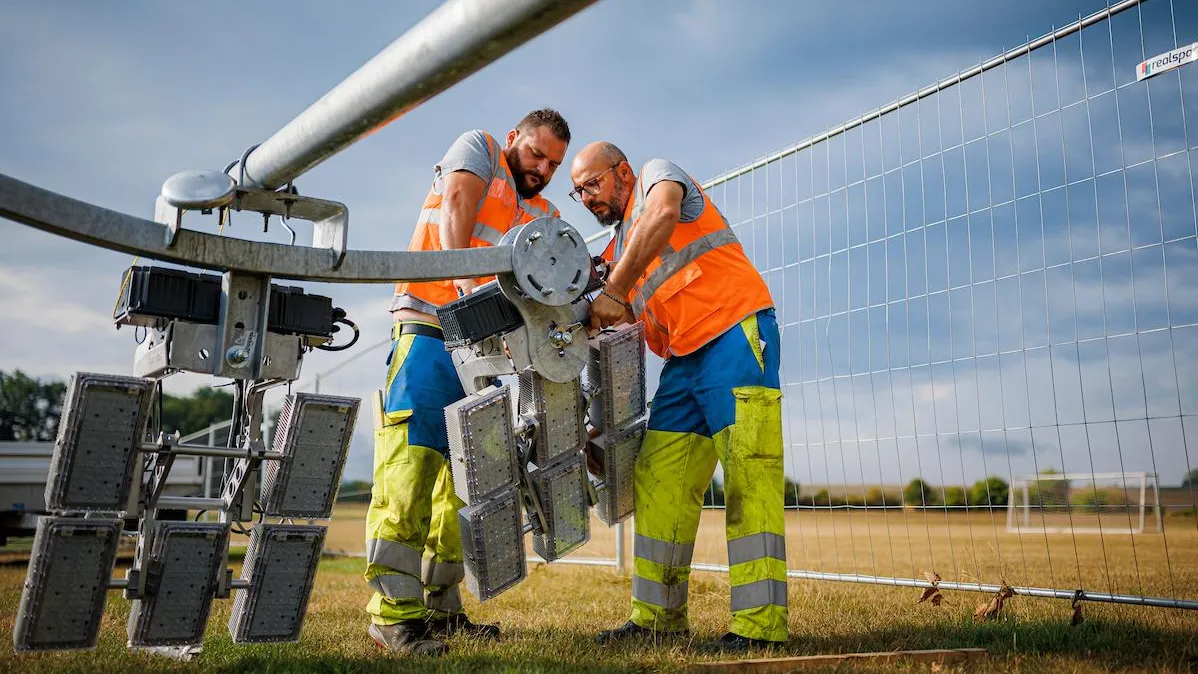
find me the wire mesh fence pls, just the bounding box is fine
[693,0,1198,609]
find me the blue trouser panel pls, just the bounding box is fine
[365,323,470,624]
[630,309,789,642]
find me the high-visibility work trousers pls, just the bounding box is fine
[630,309,789,642]
[365,322,469,625]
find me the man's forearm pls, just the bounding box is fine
[607,208,676,295]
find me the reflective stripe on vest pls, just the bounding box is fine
[630,228,740,317]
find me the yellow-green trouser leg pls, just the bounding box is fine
[629,430,717,632]
[717,386,788,642]
[364,420,465,624]
[422,460,466,619]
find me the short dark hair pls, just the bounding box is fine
[517,108,571,143]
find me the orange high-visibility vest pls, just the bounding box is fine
[602,170,772,358]
[394,132,559,312]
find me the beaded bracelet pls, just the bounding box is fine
[600,289,632,311]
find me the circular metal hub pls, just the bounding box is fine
[510,217,590,307]
[161,170,236,210]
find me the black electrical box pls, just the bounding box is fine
[436,282,523,349]
[114,267,222,327]
[114,266,335,338]
[269,285,334,337]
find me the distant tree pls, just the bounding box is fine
[0,370,67,441]
[783,478,801,508]
[337,479,373,503]
[903,478,939,507]
[1182,469,1198,489]
[160,387,234,436]
[968,476,1010,508]
[942,486,968,508]
[1029,468,1069,509]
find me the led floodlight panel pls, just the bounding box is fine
[229,524,326,643]
[529,452,590,561]
[13,517,122,652]
[459,487,525,601]
[591,420,646,525]
[518,371,585,467]
[587,324,646,432]
[127,522,228,647]
[262,393,360,518]
[46,372,155,512]
[446,386,517,505]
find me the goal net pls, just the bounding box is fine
[1006,472,1162,535]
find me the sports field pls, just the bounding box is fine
[3,505,1196,673]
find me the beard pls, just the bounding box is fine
[505,147,546,199]
[591,184,628,227]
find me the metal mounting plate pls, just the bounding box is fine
[509,217,590,307]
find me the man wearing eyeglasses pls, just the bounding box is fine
[570,141,788,652]
[366,110,570,656]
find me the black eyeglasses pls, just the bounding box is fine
[568,163,620,203]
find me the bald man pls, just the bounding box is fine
[570,142,789,652]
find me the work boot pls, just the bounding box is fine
[428,613,500,639]
[700,631,783,653]
[595,620,689,646]
[367,621,449,656]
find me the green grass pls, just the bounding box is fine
[3,555,1198,673]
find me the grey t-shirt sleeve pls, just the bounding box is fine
[639,158,706,223]
[436,130,496,182]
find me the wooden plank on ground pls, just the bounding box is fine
[689,647,988,673]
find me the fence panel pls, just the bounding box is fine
[697,0,1198,609]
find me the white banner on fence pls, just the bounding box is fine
[1136,41,1197,81]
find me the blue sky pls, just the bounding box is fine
[1,0,1161,483]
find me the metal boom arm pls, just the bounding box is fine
[0,173,511,283]
[241,0,597,189]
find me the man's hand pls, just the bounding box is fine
[453,277,480,297]
[590,290,634,331]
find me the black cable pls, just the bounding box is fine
[315,313,360,352]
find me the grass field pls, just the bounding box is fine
[3,505,1197,673]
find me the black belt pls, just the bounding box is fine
[394,322,443,340]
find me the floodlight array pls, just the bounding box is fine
[13,517,123,652]
[586,323,647,433]
[589,420,646,525]
[446,386,518,505]
[529,451,590,561]
[229,524,326,643]
[261,393,360,518]
[45,372,156,512]
[459,487,526,601]
[585,323,648,527]
[127,522,229,647]
[518,371,585,467]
